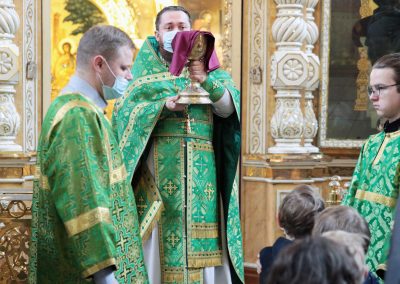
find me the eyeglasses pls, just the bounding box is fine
[368,83,400,97]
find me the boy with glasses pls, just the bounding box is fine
[342,52,400,280]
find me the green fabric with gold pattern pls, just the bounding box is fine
[342,130,400,276]
[29,93,148,284]
[113,36,244,283]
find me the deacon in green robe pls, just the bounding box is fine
[112,6,244,284]
[29,25,148,283]
[342,126,400,275]
[342,52,400,279]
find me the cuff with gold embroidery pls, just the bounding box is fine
[201,73,226,102]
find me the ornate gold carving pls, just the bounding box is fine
[354,0,373,112]
[0,200,31,219]
[0,167,22,178]
[354,47,371,111]
[0,196,31,282]
[0,221,30,282]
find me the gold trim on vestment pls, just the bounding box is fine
[40,175,49,190]
[82,258,116,278]
[163,268,202,283]
[191,222,219,238]
[126,72,176,93]
[34,166,50,191]
[64,207,111,237]
[46,99,99,141]
[191,142,214,152]
[355,190,396,208]
[137,165,163,242]
[110,165,127,185]
[373,136,390,165]
[101,121,113,172]
[119,102,151,150]
[152,132,212,141]
[34,165,41,178]
[377,263,387,272]
[188,251,223,268]
[373,130,400,165]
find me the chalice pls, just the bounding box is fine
[176,33,212,104]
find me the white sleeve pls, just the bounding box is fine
[93,267,117,284]
[211,89,235,118]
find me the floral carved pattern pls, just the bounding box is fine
[247,0,267,155]
[0,52,12,74]
[283,59,304,80]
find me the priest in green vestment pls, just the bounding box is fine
[112,6,244,284]
[342,53,400,280]
[29,25,148,284]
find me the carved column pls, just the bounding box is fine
[303,0,319,153]
[0,0,21,152]
[269,0,309,154]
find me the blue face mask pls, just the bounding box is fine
[162,30,179,53]
[99,58,129,100]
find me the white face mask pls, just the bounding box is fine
[98,58,129,100]
[162,30,179,53]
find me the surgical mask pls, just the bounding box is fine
[162,30,179,53]
[99,58,129,100]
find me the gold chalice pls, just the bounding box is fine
[176,33,212,104]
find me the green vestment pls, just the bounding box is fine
[112,36,244,284]
[342,130,400,275]
[29,93,148,283]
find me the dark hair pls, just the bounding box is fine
[155,6,191,31]
[266,237,364,284]
[312,205,371,252]
[278,185,325,239]
[372,52,400,92]
[76,25,135,68]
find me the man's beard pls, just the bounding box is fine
[158,41,173,63]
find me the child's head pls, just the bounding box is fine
[322,230,368,281]
[312,205,371,252]
[278,185,325,239]
[266,236,364,284]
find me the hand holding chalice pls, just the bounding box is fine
[168,31,220,105]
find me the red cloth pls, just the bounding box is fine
[169,30,220,76]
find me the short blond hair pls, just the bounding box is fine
[76,25,135,68]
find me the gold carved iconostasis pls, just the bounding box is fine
[50,0,228,118]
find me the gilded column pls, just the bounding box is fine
[303,0,319,153]
[269,0,309,154]
[0,0,21,152]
